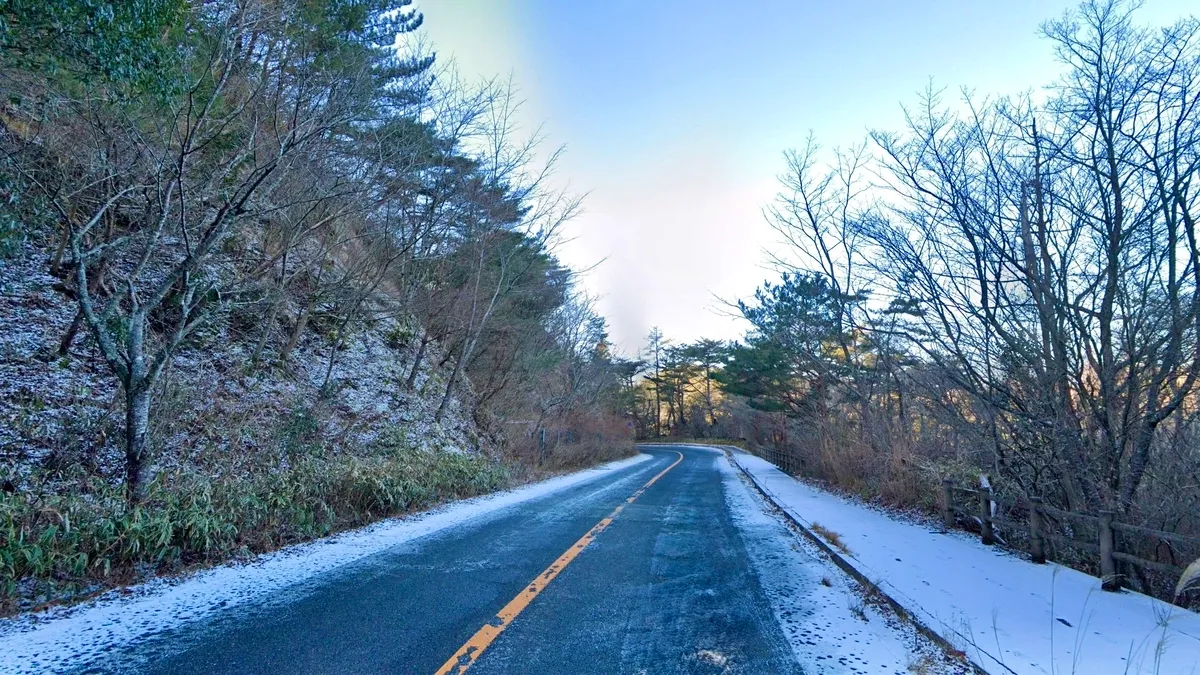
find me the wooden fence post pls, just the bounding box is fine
[1028,497,1046,564]
[979,487,995,545]
[940,479,955,531]
[1099,511,1121,591]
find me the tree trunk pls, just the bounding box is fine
[705,365,715,427]
[124,385,152,503]
[405,329,429,391]
[436,337,472,423]
[280,293,314,363]
[435,350,464,422]
[321,317,354,393]
[249,293,283,369]
[654,379,661,437]
[58,309,85,356]
[59,259,109,355]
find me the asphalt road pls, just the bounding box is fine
[85,447,844,674]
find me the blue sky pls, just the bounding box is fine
[420,0,1196,354]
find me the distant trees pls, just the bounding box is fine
[644,327,667,436]
[631,330,730,439]
[679,338,726,428]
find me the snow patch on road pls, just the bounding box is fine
[0,453,654,674]
[718,453,965,675]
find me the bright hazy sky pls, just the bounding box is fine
[418,0,1195,355]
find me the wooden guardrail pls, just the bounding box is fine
[747,442,1198,597]
[938,478,1200,593]
[763,444,798,477]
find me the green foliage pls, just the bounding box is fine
[383,323,414,350]
[715,340,795,414]
[717,272,854,415]
[0,203,20,258]
[0,0,186,91]
[0,159,57,258]
[0,449,510,611]
[738,272,845,359]
[276,404,324,455]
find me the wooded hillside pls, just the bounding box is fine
[0,0,635,612]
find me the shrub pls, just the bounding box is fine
[0,448,511,613]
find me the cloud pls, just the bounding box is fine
[557,145,771,354]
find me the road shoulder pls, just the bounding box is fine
[726,447,1200,675]
[0,453,654,675]
[714,446,969,674]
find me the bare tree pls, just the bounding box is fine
[857,1,1200,513]
[64,3,404,500]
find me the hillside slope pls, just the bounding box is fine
[0,240,535,615]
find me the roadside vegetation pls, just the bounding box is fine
[634,0,1200,608]
[2,444,507,611]
[0,1,637,613]
[808,523,852,557]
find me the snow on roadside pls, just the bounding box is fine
[0,453,653,674]
[730,450,1200,675]
[717,452,966,675]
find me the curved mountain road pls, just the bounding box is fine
[73,446,944,674]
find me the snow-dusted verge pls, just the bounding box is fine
[717,452,964,674]
[730,450,1200,675]
[0,453,653,674]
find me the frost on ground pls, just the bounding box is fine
[1,242,500,613]
[0,243,478,482]
[0,454,652,675]
[731,451,1200,675]
[717,454,967,675]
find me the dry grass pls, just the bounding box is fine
[848,595,868,621]
[907,654,940,674]
[1177,558,1200,599]
[733,397,1200,607]
[539,439,636,472]
[810,522,854,556]
[638,437,748,449]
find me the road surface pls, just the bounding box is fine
[82,446,938,674]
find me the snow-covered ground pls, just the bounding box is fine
[719,453,967,674]
[730,450,1200,675]
[0,453,652,674]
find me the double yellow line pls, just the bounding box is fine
[434,451,684,674]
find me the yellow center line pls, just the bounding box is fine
[433,451,685,675]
